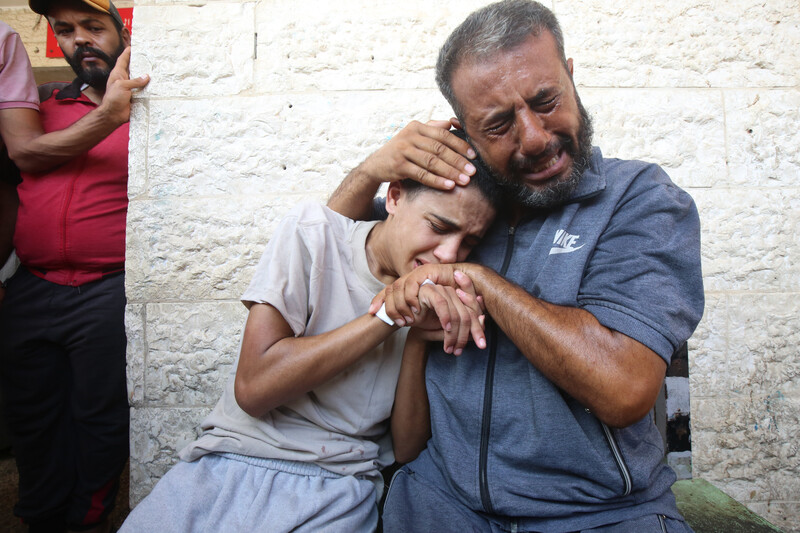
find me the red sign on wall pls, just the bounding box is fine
[45,7,134,58]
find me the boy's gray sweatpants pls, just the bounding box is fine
[120,453,377,533]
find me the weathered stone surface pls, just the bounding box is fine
[582,88,725,189]
[693,188,800,292]
[707,293,800,397]
[726,90,800,188]
[130,3,255,98]
[145,302,246,406]
[125,304,145,406]
[143,91,453,199]
[746,502,800,533]
[692,396,800,504]
[688,293,728,395]
[126,194,322,302]
[127,100,149,200]
[254,0,488,92]
[129,407,210,505]
[557,0,799,88]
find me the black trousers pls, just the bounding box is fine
[0,267,129,530]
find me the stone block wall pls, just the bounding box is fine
[4,0,798,530]
[126,2,800,530]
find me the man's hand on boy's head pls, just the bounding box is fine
[359,120,477,190]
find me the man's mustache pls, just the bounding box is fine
[71,45,116,69]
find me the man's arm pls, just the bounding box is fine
[0,48,149,174]
[375,265,666,429]
[327,120,477,220]
[468,265,665,428]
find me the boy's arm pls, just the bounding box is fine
[234,282,485,418]
[390,330,430,464]
[390,282,487,463]
[234,302,398,418]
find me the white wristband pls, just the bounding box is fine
[375,303,395,326]
[374,279,435,326]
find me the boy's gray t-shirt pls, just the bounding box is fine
[181,202,408,480]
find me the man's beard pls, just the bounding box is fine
[480,92,594,210]
[65,40,125,91]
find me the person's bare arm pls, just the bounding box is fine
[374,264,666,429]
[391,330,430,464]
[327,120,477,220]
[235,281,486,419]
[0,48,149,174]
[234,303,399,418]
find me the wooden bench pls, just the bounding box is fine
[673,478,783,532]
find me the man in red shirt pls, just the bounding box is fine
[0,2,148,531]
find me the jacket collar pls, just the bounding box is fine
[55,78,90,101]
[566,147,606,204]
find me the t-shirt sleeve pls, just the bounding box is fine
[0,25,39,111]
[240,206,316,337]
[578,168,704,363]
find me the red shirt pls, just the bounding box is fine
[14,79,129,286]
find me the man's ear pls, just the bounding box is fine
[121,27,131,47]
[385,182,403,215]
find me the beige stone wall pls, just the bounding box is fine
[5,0,799,530]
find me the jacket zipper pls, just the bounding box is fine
[600,421,633,496]
[478,224,516,513]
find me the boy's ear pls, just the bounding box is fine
[385,182,403,215]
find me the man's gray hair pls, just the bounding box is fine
[435,0,568,122]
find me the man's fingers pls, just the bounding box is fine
[383,279,417,327]
[427,288,459,354]
[424,119,453,130]
[111,47,132,78]
[117,75,151,90]
[419,122,476,159]
[369,289,387,315]
[454,271,484,315]
[447,288,473,356]
[453,270,476,294]
[396,159,456,190]
[469,310,487,350]
[416,125,476,172]
[455,288,483,319]
[393,142,472,190]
